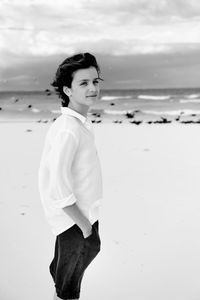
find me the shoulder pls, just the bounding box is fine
[47,115,81,142]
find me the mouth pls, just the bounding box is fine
[86,95,97,98]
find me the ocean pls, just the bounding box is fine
[0,88,200,123]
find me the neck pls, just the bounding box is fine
[68,102,88,117]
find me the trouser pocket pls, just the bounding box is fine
[84,221,101,253]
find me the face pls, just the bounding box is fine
[64,67,101,112]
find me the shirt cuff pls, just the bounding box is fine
[54,193,77,209]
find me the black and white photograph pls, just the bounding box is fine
[1,0,200,299]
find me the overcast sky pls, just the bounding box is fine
[1,0,200,90]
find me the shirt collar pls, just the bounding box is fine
[61,107,87,124]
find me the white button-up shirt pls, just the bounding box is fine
[38,107,103,236]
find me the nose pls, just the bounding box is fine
[88,82,97,92]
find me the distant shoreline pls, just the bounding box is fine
[1,88,200,124]
[1,87,200,94]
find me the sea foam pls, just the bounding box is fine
[142,109,200,116]
[185,94,200,99]
[51,110,60,114]
[31,108,40,113]
[180,99,200,103]
[138,95,171,101]
[104,109,134,115]
[101,95,132,101]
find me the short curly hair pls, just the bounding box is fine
[51,52,101,107]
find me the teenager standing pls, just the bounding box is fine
[38,53,103,300]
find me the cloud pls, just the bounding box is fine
[0,0,200,66]
[83,0,200,20]
[98,49,200,88]
[1,48,200,90]
[1,0,200,63]
[1,0,200,89]
[0,74,39,90]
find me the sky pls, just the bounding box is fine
[0,0,200,90]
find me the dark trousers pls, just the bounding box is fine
[49,221,100,299]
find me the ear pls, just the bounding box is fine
[63,86,72,97]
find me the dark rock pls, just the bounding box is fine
[161,117,171,123]
[45,89,52,96]
[130,121,142,125]
[113,120,122,124]
[153,118,172,124]
[126,112,134,118]
[180,120,194,124]
[153,120,163,124]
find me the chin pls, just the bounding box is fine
[86,97,98,105]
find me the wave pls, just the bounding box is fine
[51,110,61,114]
[138,95,171,101]
[101,95,132,101]
[185,94,200,99]
[180,99,200,103]
[31,108,41,113]
[104,109,200,116]
[142,109,200,116]
[104,109,134,115]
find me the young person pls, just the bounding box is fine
[38,53,103,300]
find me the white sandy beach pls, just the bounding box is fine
[1,122,200,300]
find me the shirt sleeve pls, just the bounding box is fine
[49,130,79,209]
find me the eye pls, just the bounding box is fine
[93,80,99,85]
[80,82,87,86]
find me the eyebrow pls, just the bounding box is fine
[78,77,104,82]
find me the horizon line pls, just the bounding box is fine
[1,86,200,93]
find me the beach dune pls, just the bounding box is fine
[1,123,200,300]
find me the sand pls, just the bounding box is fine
[1,122,200,300]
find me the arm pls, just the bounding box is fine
[63,203,92,238]
[50,130,92,237]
